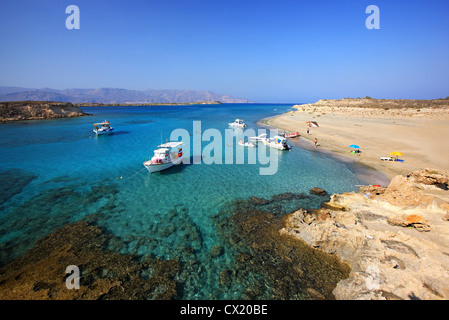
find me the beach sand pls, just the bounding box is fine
[264,99,449,179]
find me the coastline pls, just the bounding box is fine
[257,115,391,188]
[261,99,449,300]
[261,99,449,180]
[0,100,224,122]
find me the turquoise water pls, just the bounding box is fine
[0,103,363,299]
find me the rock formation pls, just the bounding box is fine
[280,169,449,300]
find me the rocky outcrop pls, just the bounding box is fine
[358,175,435,209]
[387,214,431,232]
[280,169,449,300]
[408,169,449,189]
[310,187,327,196]
[0,101,90,122]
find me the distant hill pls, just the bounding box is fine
[0,87,251,104]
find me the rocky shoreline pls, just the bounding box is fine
[0,184,350,300]
[0,101,90,122]
[281,168,449,299]
[1,168,447,300]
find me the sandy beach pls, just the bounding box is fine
[264,98,449,179]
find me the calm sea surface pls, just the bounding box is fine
[0,103,365,299]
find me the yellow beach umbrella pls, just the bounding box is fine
[390,151,404,160]
[390,151,404,156]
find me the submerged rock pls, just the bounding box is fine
[0,179,120,267]
[0,168,37,206]
[0,221,180,300]
[212,196,351,300]
[209,245,224,258]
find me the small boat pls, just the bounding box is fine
[285,132,300,138]
[250,134,291,150]
[239,139,256,148]
[143,142,184,173]
[229,119,247,128]
[262,136,291,150]
[93,121,114,135]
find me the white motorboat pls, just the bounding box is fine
[249,133,267,141]
[143,142,184,173]
[93,121,114,135]
[250,134,291,150]
[229,119,247,128]
[263,136,291,150]
[238,139,256,148]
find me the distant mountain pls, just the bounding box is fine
[0,87,251,104]
[0,91,72,103]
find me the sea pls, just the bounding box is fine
[0,103,378,299]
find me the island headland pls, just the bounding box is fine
[0,100,223,122]
[0,101,90,122]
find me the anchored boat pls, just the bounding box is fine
[239,139,256,148]
[262,136,291,150]
[250,134,291,150]
[229,119,247,128]
[143,142,184,173]
[93,121,114,135]
[285,132,300,138]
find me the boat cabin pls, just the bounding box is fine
[150,142,183,164]
[94,121,110,128]
[230,119,246,127]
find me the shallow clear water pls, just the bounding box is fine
[0,103,363,299]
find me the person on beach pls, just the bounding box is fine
[307,127,310,135]
[314,138,318,148]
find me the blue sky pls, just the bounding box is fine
[0,0,448,102]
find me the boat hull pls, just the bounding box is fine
[143,156,183,173]
[285,132,300,138]
[239,142,256,147]
[262,141,291,150]
[94,128,114,135]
